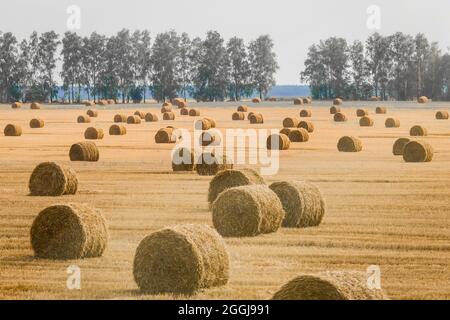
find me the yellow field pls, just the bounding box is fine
[0,101,449,300]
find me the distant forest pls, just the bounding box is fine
[0,30,278,103]
[301,32,450,101]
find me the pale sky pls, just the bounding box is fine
[1,0,450,84]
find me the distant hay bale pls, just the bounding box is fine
[385,118,400,128]
[403,140,433,162]
[330,106,341,114]
[196,153,233,176]
[145,112,159,122]
[84,127,104,140]
[359,116,374,127]
[77,115,91,123]
[333,98,343,105]
[163,111,175,120]
[288,129,310,142]
[31,102,41,109]
[98,100,108,106]
[200,131,222,146]
[303,97,312,104]
[269,180,325,228]
[249,113,264,124]
[127,115,142,124]
[180,107,189,115]
[247,112,255,120]
[172,147,196,172]
[69,141,99,162]
[134,110,145,119]
[392,138,411,156]
[109,124,127,136]
[300,109,312,118]
[272,271,388,300]
[162,102,172,107]
[294,98,303,105]
[252,97,261,103]
[29,162,78,196]
[11,102,22,109]
[85,101,95,107]
[195,119,212,131]
[86,109,98,117]
[418,96,428,104]
[30,203,108,260]
[232,112,245,120]
[333,112,347,122]
[337,136,362,152]
[133,224,229,294]
[204,117,216,128]
[436,111,449,120]
[176,100,187,109]
[155,127,176,144]
[114,114,127,123]
[370,96,380,102]
[161,106,172,113]
[356,109,368,117]
[298,121,314,133]
[189,108,200,116]
[208,168,265,205]
[212,185,284,237]
[280,128,292,136]
[237,105,248,112]
[30,118,44,128]
[283,117,299,128]
[410,125,427,136]
[4,124,22,136]
[107,99,115,104]
[267,133,290,150]
[376,106,387,114]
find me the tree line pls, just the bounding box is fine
[0,30,279,103]
[301,32,450,101]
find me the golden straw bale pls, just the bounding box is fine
[385,118,400,128]
[127,115,142,124]
[31,102,41,109]
[392,138,411,156]
[4,124,22,136]
[196,153,233,176]
[232,112,245,120]
[11,102,22,108]
[359,116,374,127]
[84,127,104,140]
[155,127,176,144]
[298,121,314,133]
[180,107,189,115]
[403,140,433,162]
[114,114,127,123]
[418,96,428,103]
[249,113,264,124]
[172,147,196,172]
[283,117,299,128]
[69,141,99,161]
[410,125,427,136]
[356,109,368,117]
[189,108,201,116]
[333,98,343,105]
[237,105,248,112]
[300,109,312,118]
[199,131,222,146]
[294,98,303,105]
[86,109,98,117]
[109,124,127,135]
[30,118,44,128]
[77,115,91,123]
[330,106,341,114]
[334,112,347,122]
[145,112,159,122]
[252,97,261,103]
[29,162,78,196]
[163,111,175,120]
[337,136,362,152]
[375,106,387,114]
[436,111,449,120]
[267,133,290,150]
[288,128,310,142]
[134,110,146,119]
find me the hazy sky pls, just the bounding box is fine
[1,0,450,84]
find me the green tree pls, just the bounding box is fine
[227,37,251,101]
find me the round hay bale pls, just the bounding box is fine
[436,111,449,120]
[29,162,78,196]
[376,106,387,114]
[180,107,189,115]
[271,271,388,300]
[333,112,347,122]
[98,100,108,106]
[269,181,325,228]
[4,124,22,136]
[161,106,172,113]
[155,127,176,144]
[11,102,22,109]
[330,106,341,114]
[85,101,95,107]
[298,121,314,133]
[237,105,248,112]
[195,118,212,131]
[418,96,428,104]
[84,127,104,140]
[107,99,115,104]
[204,117,216,128]
[249,113,264,124]
[133,224,229,294]
[359,116,374,127]
[403,140,433,162]
[176,100,187,109]
[212,185,284,237]
[208,168,265,205]
[172,148,196,172]
[267,133,290,150]
[356,109,368,117]
[30,118,44,128]
[252,97,261,103]
[196,153,233,176]
[410,125,427,136]
[232,112,245,120]
[77,115,91,123]
[283,117,299,128]
[247,112,255,120]
[200,131,222,146]
[303,97,312,104]
[162,102,172,107]
[385,118,400,128]
[134,110,145,119]
[288,129,310,142]
[114,114,127,123]
[294,98,303,105]
[392,138,411,156]
[31,102,41,110]
[69,141,99,162]
[280,128,292,136]
[127,115,142,124]
[163,111,175,120]
[109,124,127,136]
[333,98,343,105]
[300,109,312,118]
[370,96,380,102]
[144,112,159,122]
[189,108,200,117]
[337,136,362,152]
[86,109,98,117]
[30,203,108,260]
